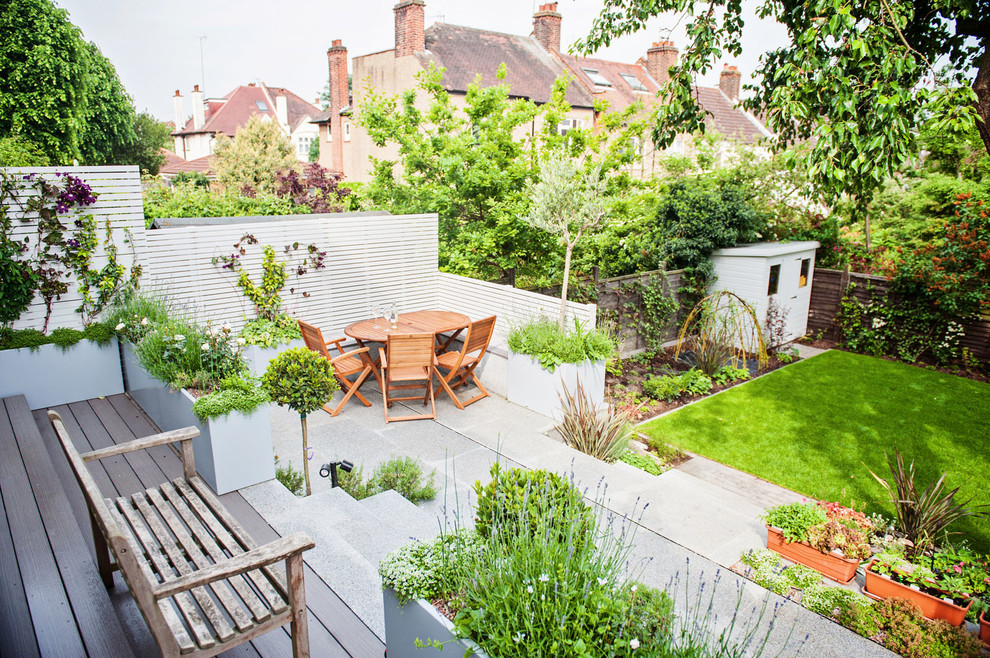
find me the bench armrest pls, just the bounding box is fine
[81,426,200,462]
[152,532,315,600]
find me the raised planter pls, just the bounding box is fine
[863,560,973,626]
[506,351,605,420]
[382,587,485,658]
[980,610,989,645]
[766,525,860,584]
[0,338,124,409]
[122,345,274,495]
[242,339,305,377]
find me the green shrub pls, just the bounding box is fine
[191,374,270,421]
[711,364,750,386]
[369,457,437,503]
[473,464,593,547]
[679,368,713,396]
[642,374,684,401]
[761,502,828,543]
[378,529,481,604]
[240,314,301,348]
[275,458,304,496]
[507,317,615,371]
[337,464,377,500]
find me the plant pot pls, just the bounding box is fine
[242,339,305,377]
[765,525,860,584]
[122,345,275,495]
[382,587,486,658]
[0,338,124,409]
[863,560,972,626]
[980,610,989,645]
[506,351,605,420]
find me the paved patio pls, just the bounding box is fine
[242,346,894,657]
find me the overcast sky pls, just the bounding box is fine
[55,0,789,122]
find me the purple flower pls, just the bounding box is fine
[66,239,80,248]
[56,203,69,214]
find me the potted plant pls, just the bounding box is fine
[979,597,989,644]
[506,317,616,419]
[761,500,871,584]
[862,547,985,626]
[262,346,338,496]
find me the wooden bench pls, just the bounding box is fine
[49,411,316,657]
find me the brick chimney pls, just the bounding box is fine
[720,64,742,101]
[327,39,349,174]
[394,0,425,57]
[191,84,205,130]
[533,3,561,52]
[172,90,184,131]
[646,41,678,86]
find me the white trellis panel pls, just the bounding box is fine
[4,166,144,331]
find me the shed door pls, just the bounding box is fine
[785,255,813,339]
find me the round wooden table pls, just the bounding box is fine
[344,310,470,344]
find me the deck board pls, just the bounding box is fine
[3,392,384,657]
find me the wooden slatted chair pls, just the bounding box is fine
[381,333,438,423]
[435,315,496,409]
[297,320,373,416]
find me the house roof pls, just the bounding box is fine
[160,154,214,176]
[557,54,660,109]
[692,86,769,143]
[417,23,595,107]
[173,84,320,137]
[160,149,184,170]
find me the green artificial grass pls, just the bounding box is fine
[640,350,990,552]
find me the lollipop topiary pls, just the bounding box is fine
[262,346,338,496]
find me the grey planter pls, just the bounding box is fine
[242,338,305,377]
[0,338,124,409]
[382,587,485,658]
[122,345,275,494]
[506,351,606,420]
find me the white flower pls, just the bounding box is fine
[538,573,550,582]
[630,638,640,650]
[114,322,125,331]
[526,585,533,594]
[174,334,185,341]
[140,317,148,326]
[201,343,210,351]
[630,585,638,592]
[236,337,246,346]
[597,577,607,586]
[513,632,525,643]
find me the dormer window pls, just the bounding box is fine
[255,100,268,111]
[582,68,611,87]
[620,73,647,92]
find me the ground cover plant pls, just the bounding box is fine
[640,350,990,551]
[337,456,437,504]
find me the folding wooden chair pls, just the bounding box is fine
[434,315,496,409]
[298,319,374,416]
[381,333,437,423]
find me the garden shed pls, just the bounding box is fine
[709,241,820,343]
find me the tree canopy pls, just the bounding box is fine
[0,0,138,165]
[212,115,298,194]
[576,0,989,232]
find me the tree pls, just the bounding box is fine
[525,152,609,330]
[77,41,137,166]
[0,137,50,166]
[212,115,298,194]
[577,0,990,251]
[114,112,173,175]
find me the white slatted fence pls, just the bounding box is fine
[4,166,144,331]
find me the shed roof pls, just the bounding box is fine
[712,241,820,258]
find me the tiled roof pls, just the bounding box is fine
[160,154,214,175]
[417,23,595,107]
[557,54,659,109]
[160,149,184,170]
[692,86,768,143]
[174,84,320,136]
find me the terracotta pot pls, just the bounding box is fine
[765,525,860,584]
[863,560,972,626]
[980,610,989,646]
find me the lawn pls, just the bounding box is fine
[639,350,990,552]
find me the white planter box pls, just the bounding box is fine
[0,338,124,409]
[122,345,275,494]
[242,338,305,377]
[382,587,485,658]
[506,351,606,420]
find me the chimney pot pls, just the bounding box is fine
[394,0,425,58]
[190,85,205,130]
[533,1,562,52]
[332,39,342,47]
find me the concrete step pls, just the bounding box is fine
[357,489,442,558]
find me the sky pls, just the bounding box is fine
[55,0,790,122]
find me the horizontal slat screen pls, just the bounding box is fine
[436,272,597,349]
[4,166,145,331]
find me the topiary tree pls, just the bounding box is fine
[213,115,298,195]
[262,347,338,496]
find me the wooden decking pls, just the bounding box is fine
[0,393,384,657]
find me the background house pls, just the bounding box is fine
[170,82,321,175]
[317,0,772,182]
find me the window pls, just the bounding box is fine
[343,122,351,142]
[581,68,612,87]
[298,136,313,156]
[557,118,583,136]
[767,264,780,296]
[799,258,810,288]
[255,100,268,111]
[620,73,647,92]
